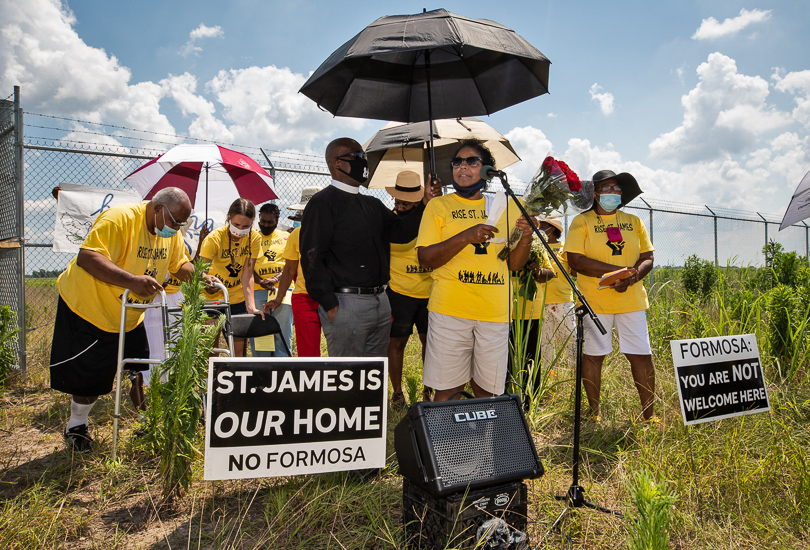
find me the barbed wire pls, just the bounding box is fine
[24,111,325,162]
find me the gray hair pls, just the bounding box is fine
[152,187,190,210]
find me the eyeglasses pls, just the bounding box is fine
[164,207,189,229]
[597,184,622,193]
[450,156,483,168]
[338,151,367,161]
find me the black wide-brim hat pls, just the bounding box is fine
[592,170,642,207]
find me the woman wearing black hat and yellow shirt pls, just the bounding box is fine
[563,170,657,423]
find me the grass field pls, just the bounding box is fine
[2,270,810,549]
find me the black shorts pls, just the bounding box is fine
[387,288,429,338]
[50,296,149,396]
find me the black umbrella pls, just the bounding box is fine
[299,8,550,179]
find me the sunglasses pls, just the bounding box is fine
[164,206,189,229]
[596,184,622,193]
[450,156,483,168]
[338,151,367,161]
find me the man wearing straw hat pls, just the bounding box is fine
[386,171,434,404]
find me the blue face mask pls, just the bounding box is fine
[292,220,301,229]
[598,194,622,212]
[155,210,178,238]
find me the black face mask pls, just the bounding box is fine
[452,178,487,198]
[338,157,369,185]
[259,224,276,236]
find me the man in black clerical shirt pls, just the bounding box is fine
[300,137,440,357]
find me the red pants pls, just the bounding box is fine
[292,293,322,357]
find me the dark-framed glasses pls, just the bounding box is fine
[338,151,367,161]
[450,156,483,168]
[164,207,189,229]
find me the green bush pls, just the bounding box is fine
[140,260,223,503]
[0,305,20,387]
[626,469,678,550]
[766,284,805,378]
[681,254,717,299]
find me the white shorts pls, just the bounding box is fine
[423,311,509,394]
[582,309,651,356]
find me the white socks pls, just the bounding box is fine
[66,400,94,431]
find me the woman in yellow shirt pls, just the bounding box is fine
[201,198,262,357]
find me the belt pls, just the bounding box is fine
[335,286,386,295]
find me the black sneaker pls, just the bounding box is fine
[64,424,93,453]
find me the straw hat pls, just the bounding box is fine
[385,171,424,202]
[539,216,564,234]
[288,186,323,210]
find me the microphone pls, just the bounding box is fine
[480,165,505,180]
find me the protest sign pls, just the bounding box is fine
[671,334,770,425]
[204,358,388,481]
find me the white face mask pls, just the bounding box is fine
[229,222,250,238]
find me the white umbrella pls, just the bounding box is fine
[363,117,521,189]
[779,169,810,230]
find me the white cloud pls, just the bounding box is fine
[502,126,553,183]
[774,69,810,130]
[203,65,367,152]
[649,53,791,164]
[0,0,175,136]
[692,8,772,40]
[180,23,223,57]
[589,83,614,116]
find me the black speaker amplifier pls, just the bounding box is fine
[394,394,543,497]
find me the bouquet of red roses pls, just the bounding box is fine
[498,156,582,260]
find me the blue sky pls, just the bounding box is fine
[3,0,810,215]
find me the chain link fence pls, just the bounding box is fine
[7,92,810,373]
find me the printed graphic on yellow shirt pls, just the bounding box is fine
[201,226,261,304]
[254,229,289,278]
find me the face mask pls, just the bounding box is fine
[598,193,622,212]
[338,157,369,184]
[155,210,178,238]
[259,223,276,236]
[229,222,250,239]
[292,220,301,229]
[452,178,487,199]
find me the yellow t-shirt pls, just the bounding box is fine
[253,229,289,279]
[544,241,575,305]
[390,235,433,299]
[281,227,308,295]
[57,202,190,332]
[563,209,654,314]
[415,193,524,323]
[200,225,261,304]
[513,244,554,320]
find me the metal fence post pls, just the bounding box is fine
[758,212,768,249]
[640,198,654,287]
[13,87,26,375]
[705,206,718,267]
[804,221,809,261]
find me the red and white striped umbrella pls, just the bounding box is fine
[125,144,277,218]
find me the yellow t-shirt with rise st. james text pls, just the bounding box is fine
[416,193,524,323]
[253,229,289,279]
[563,209,654,314]
[281,227,308,295]
[57,202,190,332]
[200,225,261,304]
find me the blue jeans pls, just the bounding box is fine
[250,288,293,357]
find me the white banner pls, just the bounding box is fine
[52,183,142,253]
[204,357,388,481]
[53,182,227,255]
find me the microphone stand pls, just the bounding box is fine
[487,171,622,542]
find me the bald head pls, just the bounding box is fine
[325,138,366,185]
[152,187,192,212]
